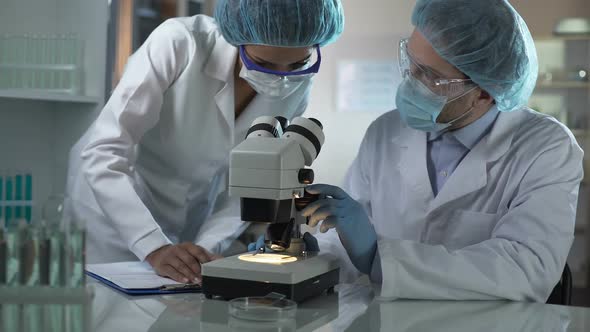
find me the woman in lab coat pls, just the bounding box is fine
[66,0,344,283]
[302,0,583,302]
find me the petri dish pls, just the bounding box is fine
[228,316,296,332]
[229,296,297,321]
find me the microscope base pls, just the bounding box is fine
[201,253,340,303]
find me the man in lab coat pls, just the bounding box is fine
[302,0,584,302]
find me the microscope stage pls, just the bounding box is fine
[201,252,340,302]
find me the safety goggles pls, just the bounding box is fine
[398,38,477,99]
[239,45,321,77]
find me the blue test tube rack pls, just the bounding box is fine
[0,171,33,227]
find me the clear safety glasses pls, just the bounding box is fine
[239,45,321,78]
[399,38,477,100]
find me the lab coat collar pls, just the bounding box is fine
[477,107,521,162]
[396,120,434,203]
[452,106,500,150]
[426,106,500,148]
[207,37,238,140]
[395,108,520,210]
[429,109,520,210]
[204,37,238,83]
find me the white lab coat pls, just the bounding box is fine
[316,107,583,302]
[66,15,310,263]
[344,300,570,332]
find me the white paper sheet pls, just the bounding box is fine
[86,261,182,289]
[336,60,401,114]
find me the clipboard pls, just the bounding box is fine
[85,262,202,296]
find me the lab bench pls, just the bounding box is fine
[2,279,590,332]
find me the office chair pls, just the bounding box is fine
[546,263,572,306]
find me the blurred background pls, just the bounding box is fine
[0,0,589,304]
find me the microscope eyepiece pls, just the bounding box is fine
[308,118,323,130]
[282,117,325,166]
[245,116,284,139]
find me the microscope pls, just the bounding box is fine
[201,116,340,302]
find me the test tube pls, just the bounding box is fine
[5,173,13,225]
[39,35,47,90]
[17,34,25,88]
[62,218,86,332]
[0,172,4,223]
[1,304,20,332]
[25,172,32,223]
[25,34,32,89]
[43,195,65,287]
[14,34,20,88]
[30,34,39,89]
[4,219,21,286]
[22,303,42,332]
[6,34,15,88]
[47,34,56,90]
[1,218,21,332]
[14,173,23,221]
[66,304,85,332]
[38,220,50,285]
[0,34,6,88]
[66,217,85,288]
[44,210,66,332]
[21,222,43,332]
[57,34,67,91]
[46,228,64,287]
[0,221,6,284]
[65,34,73,92]
[70,33,81,94]
[19,220,40,286]
[9,34,19,88]
[44,304,65,332]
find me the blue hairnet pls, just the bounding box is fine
[412,0,538,112]
[214,0,344,47]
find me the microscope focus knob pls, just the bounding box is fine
[298,169,315,184]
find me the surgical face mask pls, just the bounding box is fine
[239,65,312,100]
[395,76,476,132]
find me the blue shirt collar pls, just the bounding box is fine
[427,106,500,149]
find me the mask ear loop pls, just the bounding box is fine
[446,85,478,104]
[437,86,480,133]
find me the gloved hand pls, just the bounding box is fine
[247,235,266,252]
[247,232,320,252]
[301,184,377,274]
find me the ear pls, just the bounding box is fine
[474,88,494,108]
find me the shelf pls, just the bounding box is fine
[0,63,77,71]
[572,129,588,137]
[535,82,590,89]
[535,35,590,41]
[0,286,92,304]
[0,89,100,104]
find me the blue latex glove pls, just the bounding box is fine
[301,184,377,274]
[247,235,266,252]
[247,232,319,252]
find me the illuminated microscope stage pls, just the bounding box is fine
[201,252,340,302]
